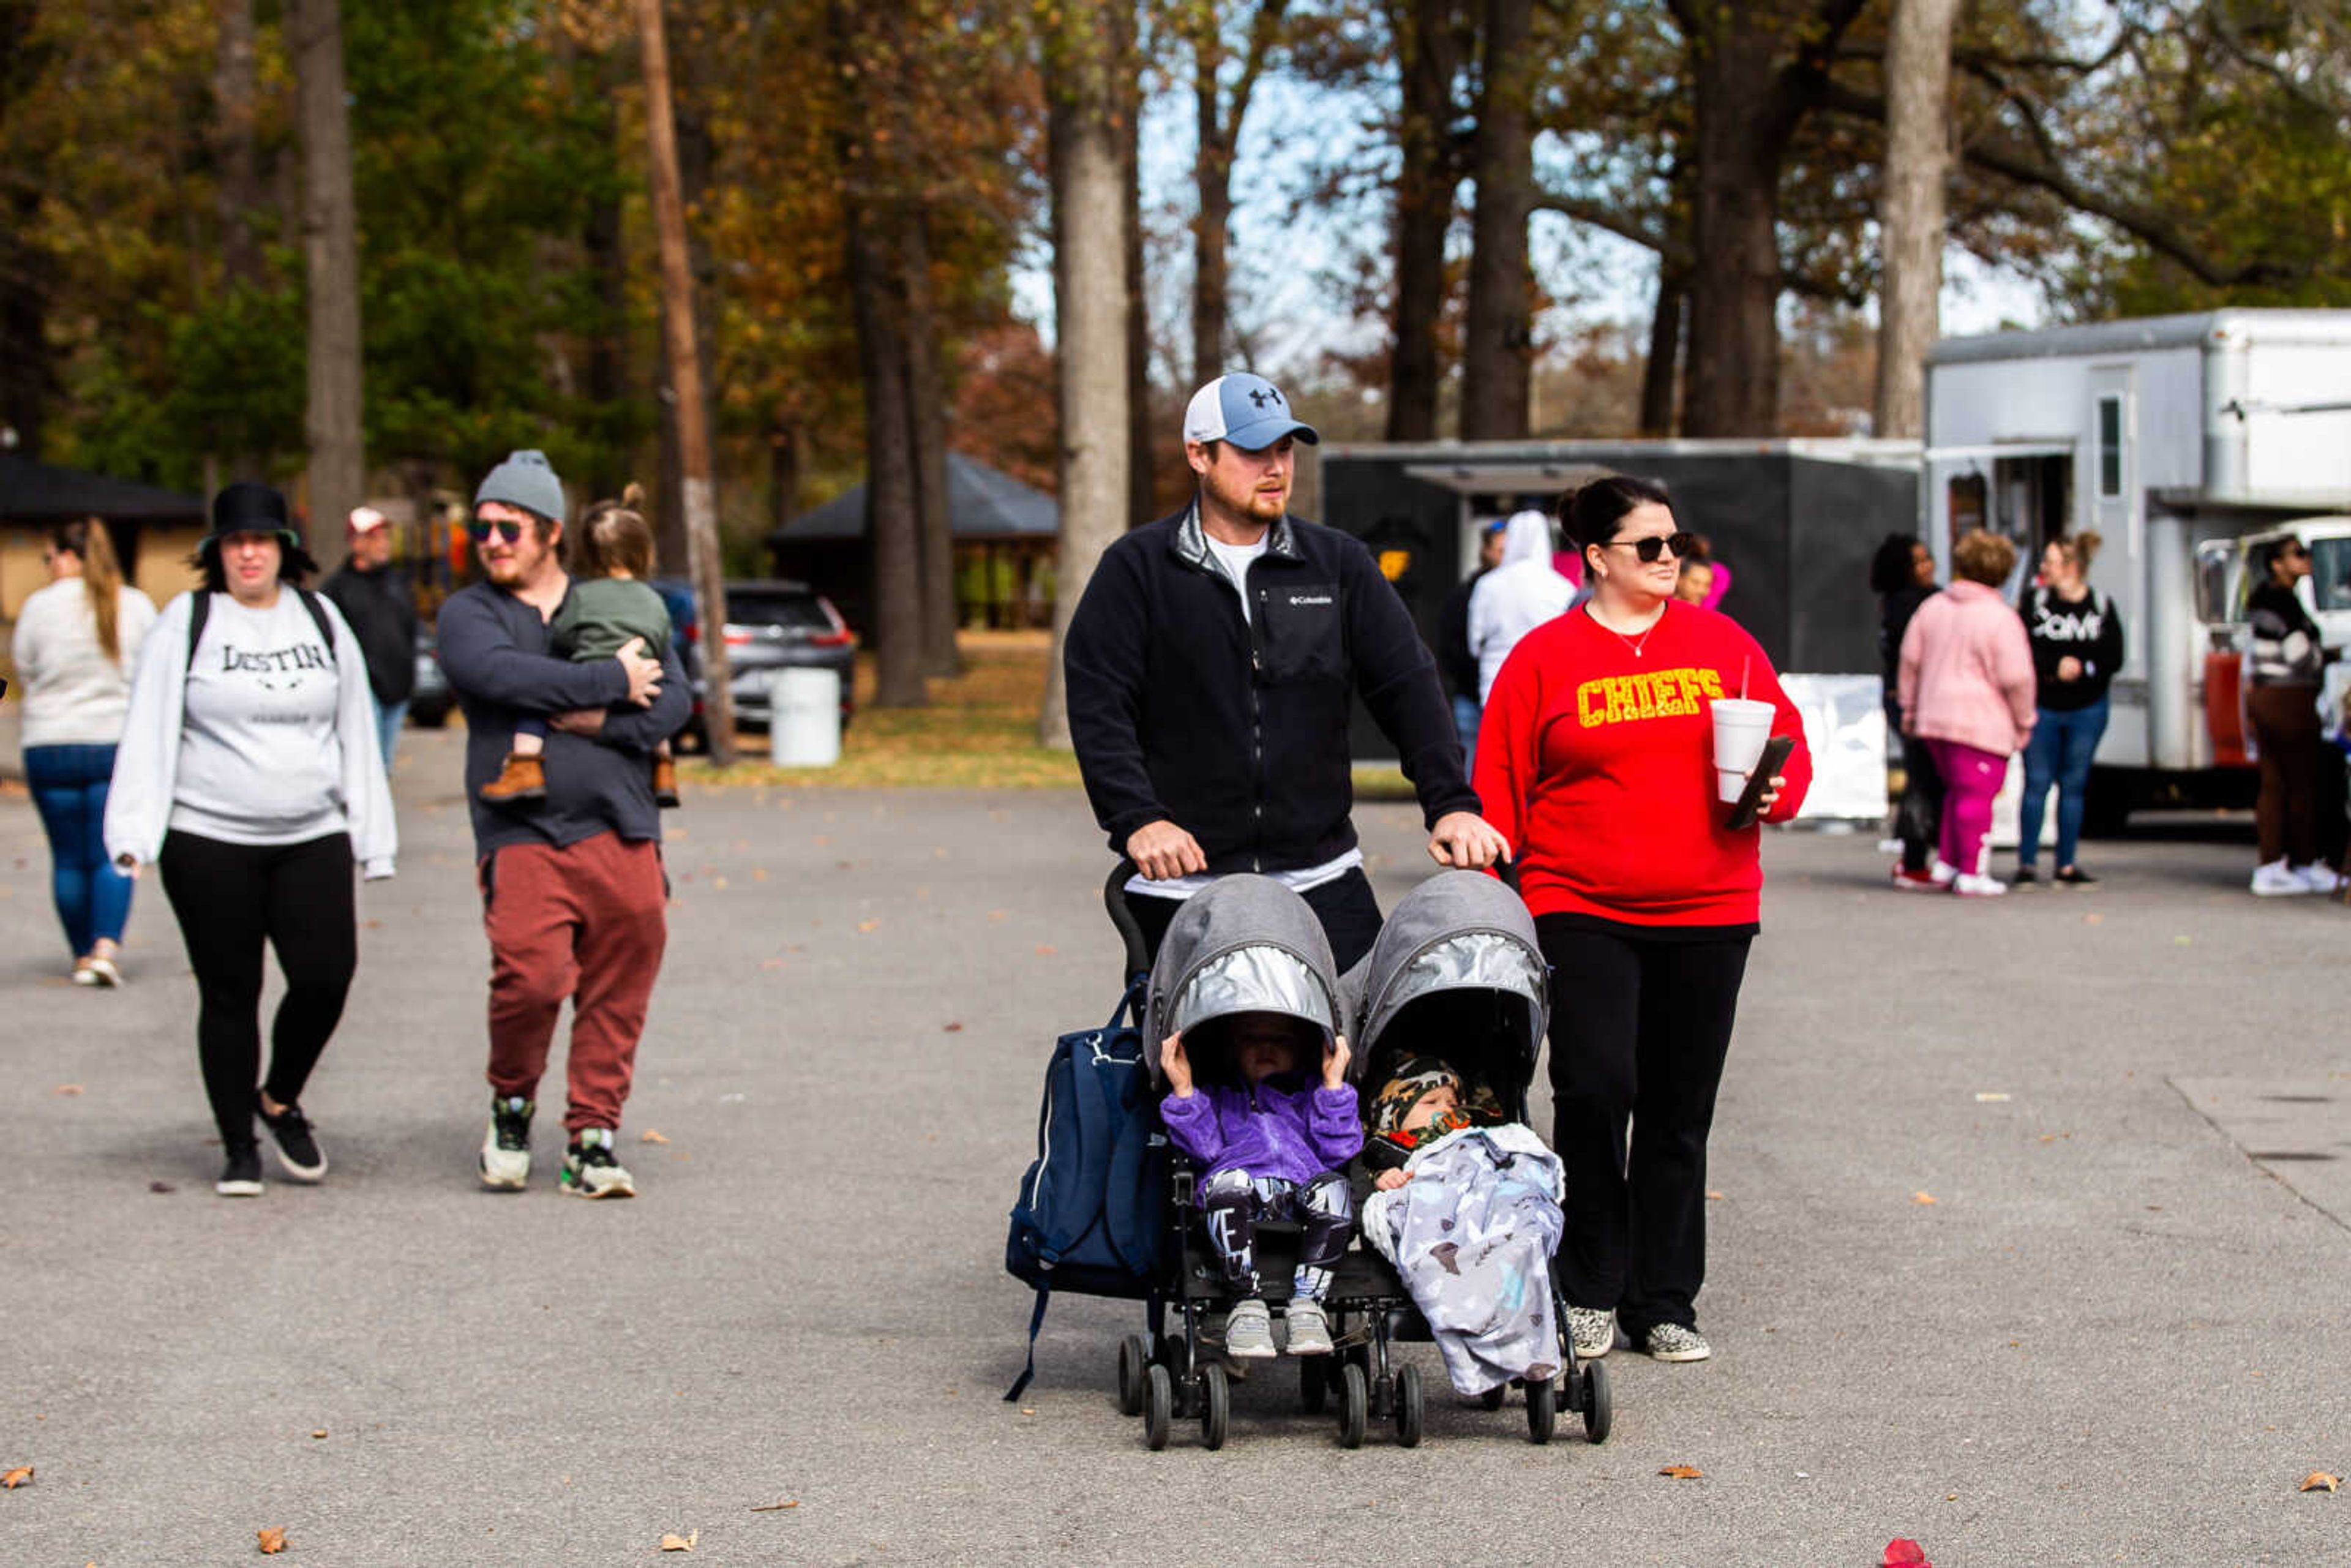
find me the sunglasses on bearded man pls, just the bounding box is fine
[467,516,528,544]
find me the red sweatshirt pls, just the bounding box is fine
[1473,602,1813,928]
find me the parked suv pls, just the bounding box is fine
[653,579,857,751]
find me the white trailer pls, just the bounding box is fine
[1924,310,2351,825]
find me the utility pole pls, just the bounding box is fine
[635,0,736,763]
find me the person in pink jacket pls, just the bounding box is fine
[1897,530,2036,897]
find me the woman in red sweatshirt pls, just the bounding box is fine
[1474,475,1810,1367]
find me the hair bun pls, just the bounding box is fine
[620,481,646,509]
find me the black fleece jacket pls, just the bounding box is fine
[1064,503,1479,874]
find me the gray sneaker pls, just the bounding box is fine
[1283,1299,1334,1356]
[1642,1322,1712,1362]
[1566,1307,1616,1359]
[1223,1298,1276,1359]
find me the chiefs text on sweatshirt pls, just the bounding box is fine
[1472,602,1812,927]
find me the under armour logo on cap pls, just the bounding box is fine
[1183,372,1319,452]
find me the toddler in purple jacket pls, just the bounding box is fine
[1160,1011,1364,1360]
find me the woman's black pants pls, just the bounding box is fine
[1536,917,1752,1340]
[159,831,357,1147]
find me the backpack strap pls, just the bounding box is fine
[184,588,338,669]
[1003,1289,1050,1402]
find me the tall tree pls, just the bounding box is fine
[1190,0,1288,388]
[1873,0,1959,439]
[0,0,54,459]
[1037,0,1133,749]
[1459,0,1534,440]
[1384,0,1466,441]
[291,0,363,572]
[901,213,961,678]
[1123,34,1155,526]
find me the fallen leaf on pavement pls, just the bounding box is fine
[943,1022,964,1033]
[2,1465,31,1488]
[659,1529,699,1551]
[53,1084,83,1096]
[987,910,1007,921]
[760,958,784,970]
[310,1430,327,1439]
[1883,1540,1931,1566]
[858,920,880,933]
[749,1499,801,1512]
[753,868,769,882]
[1035,943,1057,956]
[149,1180,176,1194]
[1658,1465,1703,1479]
[1704,1190,1725,1200]
[640,1130,670,1145]
[1913,1191,1938,1205]
[2301,1471,2341,1493]
[257,1526,288,1554]
[1973,1092,2011,1103]
[2083,912,2104,925]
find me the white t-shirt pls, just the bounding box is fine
[1204,534,1269,623]
[9,578,159,748]
[170,594,353,846]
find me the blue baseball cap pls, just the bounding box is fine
[1182,372,1319,452]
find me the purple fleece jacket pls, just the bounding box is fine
[1160,1075,1365,1186]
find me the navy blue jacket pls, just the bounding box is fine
[1064,503,1478,874]
[435,579,691,857]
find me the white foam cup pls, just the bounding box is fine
[1711,697,1775,802]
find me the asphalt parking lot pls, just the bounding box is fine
[4,729,2345,1565]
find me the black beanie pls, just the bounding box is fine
[206,482,298,550]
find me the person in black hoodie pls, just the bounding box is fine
[1871,533,1944,890]
[1063,372,1508,970]
[2015,532,2124,885]
[320,506,418,772]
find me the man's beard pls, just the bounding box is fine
[1204,467,1286,523]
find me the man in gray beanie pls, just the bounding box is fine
[435,449,689,1199]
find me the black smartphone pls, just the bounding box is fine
[1725,732,1797,831]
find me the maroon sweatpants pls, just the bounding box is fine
[479,831,668,1133]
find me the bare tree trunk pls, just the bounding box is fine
[291,0,362,577]
[653,89,716,577]
[580,49,632,505]
[1192,23,1230,388]
[1459,0,1533,440]
[1873,0,1960,440]
[1124,67,1155,527]
[638,0,738,756]
[1037,0,1133,749]
[214,0,263,290]
[901,214,961,678]
[1638,271,1684,436]
[1385,0,1460,442]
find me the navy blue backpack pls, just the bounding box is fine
[1003,977,1165,1399]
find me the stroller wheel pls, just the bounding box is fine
[1479,1384,1509,1412]
[1337,1363,1368,1450]
[1526,1372,1558,1446]
[1116,1334,1150,1417]
[1394,1364,1424,1448]
[1200,1363,1230,1451]
[1580,1359,1613,1444]
[1142,1364,1174,1451]
[1299,1358,1329,1416]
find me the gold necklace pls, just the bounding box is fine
[1586,601,1666,658]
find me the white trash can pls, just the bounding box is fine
[768,667,842,767]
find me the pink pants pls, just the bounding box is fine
[1925,738,2009,879]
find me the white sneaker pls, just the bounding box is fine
[2251,860,2309,897]
[2292,863,2347,895]
[478,1095,533,1190]
[1929,858,1960,888]
[1566,1307,1616,1359]
[1222,1298,1276,1359]
[1952,872,2008,898]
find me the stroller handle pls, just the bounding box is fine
[1102,859,1152,981]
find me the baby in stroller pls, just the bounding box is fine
[1159,1013,1361,1358]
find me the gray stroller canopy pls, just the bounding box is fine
[1144,876,1340,1087]
[1348,872,1549,1074]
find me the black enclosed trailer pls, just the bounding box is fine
[1317,438,1921,759]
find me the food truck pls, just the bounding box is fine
[1925,310,2351,827]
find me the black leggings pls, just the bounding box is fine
[1128,868,1384,972]
[159,831,358,1146]
[1535,917,1752,1338]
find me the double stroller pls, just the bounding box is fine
[1104,867,1611,1450]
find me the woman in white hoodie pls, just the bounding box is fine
[10,518,158,984]
[1467,509,1573,705]
[105,483,396,1198]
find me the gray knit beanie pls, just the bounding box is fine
[474,449,567,525]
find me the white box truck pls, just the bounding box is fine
[1925,310,2351,827]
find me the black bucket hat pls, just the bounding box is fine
[202,482,302,555]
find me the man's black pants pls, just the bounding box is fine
[1126,867,1382,973]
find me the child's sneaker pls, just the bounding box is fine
[216,1141,264,1198]
[258,1101,327,1183]
[479,753,546,804]
[1952,872,2008,898]
[560,1127,636,1199]
[1222,1298,1276,1359]
[479,1095,534,1190]
[1283,1300,1333,1356]
[1566,1307,1616,1359]
[653,756,681,809]
[2251,859,2307,897]
[1641,1322,1712,1362]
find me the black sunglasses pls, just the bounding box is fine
[1600,530,1698,564]
[468,517,527,544]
